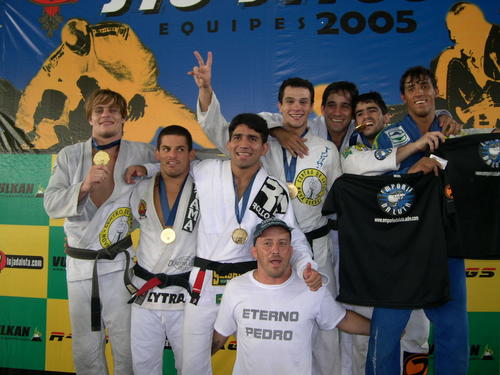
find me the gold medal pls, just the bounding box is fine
[160,227,176,244]
[232,228,248,245]
[287,182,298,199]
[93,150,110,166]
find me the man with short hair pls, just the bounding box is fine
[190,51,343,375]
[339,91,439,375]
[261,80,359,157]
[129,125,198,374]
[212,217,371,375]
[367,66,471,375]
[44,89,156,374]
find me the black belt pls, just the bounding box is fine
[193,257,257,275]
[129,263,192,305]
[190,257,257,305]
[304,219,337,247]
[65,235,136,331]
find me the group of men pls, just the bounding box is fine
[44,49,497,375]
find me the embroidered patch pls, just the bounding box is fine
[385,126,410,147]
[374,148,393,161]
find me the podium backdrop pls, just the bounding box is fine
[0,1,498,374]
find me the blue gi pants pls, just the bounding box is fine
[366,258,469,375]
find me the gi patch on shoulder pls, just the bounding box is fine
[250,177,288,220]
[385,126,410,147]
[374,148,392,161]
[295,168,327,206]
[479,139,500,169]
[138,199,147,219]
[377,183,415,216]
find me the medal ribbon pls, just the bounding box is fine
[282,148,298,183]
[233,172,258,226]
[92,138,121,150]
[282,129,307,183]
[159,176,187,227]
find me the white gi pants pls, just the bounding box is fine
[67,270,132,375]
[311,235,341,375]
[182,302,220,375]
[131,306,184,375]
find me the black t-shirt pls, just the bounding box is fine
[323,173,450,309]
[436,133,500,259]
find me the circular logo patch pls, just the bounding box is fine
[479,139,500,169]
[377,183,415,216]
[99,207,133,247]
[375,148,392,161]
[295,168,328,206]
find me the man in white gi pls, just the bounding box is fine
[212,217,371,375]
[129,125,199,374]
[44,89,156,374]
[179,112,321,375]
[190,51,342,375]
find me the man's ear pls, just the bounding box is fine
[251,246,257,260]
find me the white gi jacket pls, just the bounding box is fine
[130,174,199,310]
[191,158,314,306]
[198,92,341,234]
[44,138,156,282]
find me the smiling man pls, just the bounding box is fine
[181,113,320,375]
[128,125,198,375]
[212,218,370,375]
[367,66,471,375]
[44,89,156,375]
[190,51,342,375]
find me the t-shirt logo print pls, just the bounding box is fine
[478,139,500,169]
[377,183,415,216]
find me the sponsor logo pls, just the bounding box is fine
[402,352,428,375]
[386,126,410,147]
[138,199,147,219]
[212,271,241,286]
[99,207,133,248]
[48,330,109,344]
[52,256,66,270]
[0,250,44,271]
[167,256,194,272]
[295,168,327,206]
[182,185,200,233]
[375,148,392,161]
[377,183,415,216]
[465,267,496,278]
[49,331,72,342]
[0,325,42,342]
[250,177,288,220]
[0,183,45,198]
[217,339,237,351]
[147,292,185,304]
[478,139,500,169]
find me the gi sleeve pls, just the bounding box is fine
[196,91,230,154]
[44,148,86,219]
